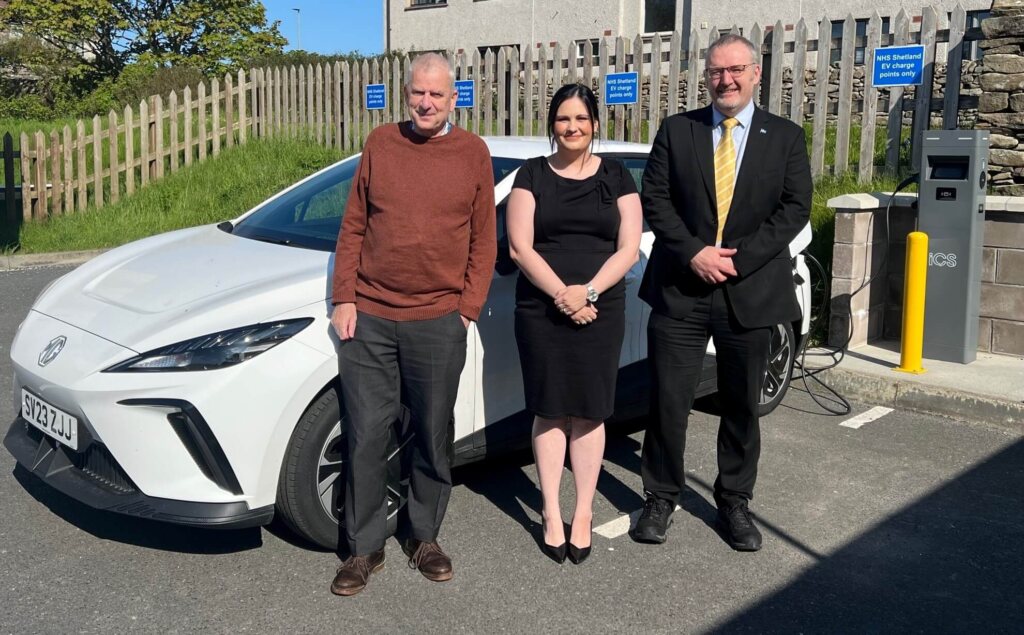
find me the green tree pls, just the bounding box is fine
[0,0,287,79]
[0,33,89,114]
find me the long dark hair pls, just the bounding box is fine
[547,83,601,152]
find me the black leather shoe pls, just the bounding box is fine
[630,495,674,544]
[717,501,763,551]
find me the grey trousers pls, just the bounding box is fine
[337,310,467,556]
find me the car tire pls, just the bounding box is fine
[758,322,795,416]
[276,385,410,550]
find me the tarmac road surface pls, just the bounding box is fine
[1,265,1022,633]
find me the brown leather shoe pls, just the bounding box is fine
[404,540,454,582]
[330,549,385,596]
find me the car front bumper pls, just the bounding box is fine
[4,417,274,528]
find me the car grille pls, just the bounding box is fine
[75,444,136,493]
[24,421,137,494]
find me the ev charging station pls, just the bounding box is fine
[917,130,990,364]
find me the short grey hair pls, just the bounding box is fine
[405,52,455,91]
[704,34,759,66]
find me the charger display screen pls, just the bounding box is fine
[928,156,969,180]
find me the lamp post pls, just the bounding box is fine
[292,7,302,50]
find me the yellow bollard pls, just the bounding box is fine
[895,231,928,374]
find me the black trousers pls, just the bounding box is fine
[337,311,467,556]
[640,287,771,509]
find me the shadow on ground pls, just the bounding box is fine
[708,438,1024,633]
[454,402,725,547]
[13,465,263,554]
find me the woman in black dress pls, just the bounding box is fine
[507,84,642,564]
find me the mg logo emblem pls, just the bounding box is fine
[38,336,67,367]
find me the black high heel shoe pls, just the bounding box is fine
[567,520,592,565]
[541,519,567,564]
[543,540,567,564]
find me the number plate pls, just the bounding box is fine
[21,389,78,451]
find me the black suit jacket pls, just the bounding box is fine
[639,105,812,328]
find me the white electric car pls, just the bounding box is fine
[6,137,811,549]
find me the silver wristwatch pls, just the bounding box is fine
[585,284,599,304]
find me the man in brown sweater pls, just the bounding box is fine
[329,52,496,596]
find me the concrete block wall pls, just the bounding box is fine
[828,193,1024,357]
[981,206,1024,352]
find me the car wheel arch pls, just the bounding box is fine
[251,359,343,510]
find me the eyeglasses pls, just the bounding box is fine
[706,63,756,79]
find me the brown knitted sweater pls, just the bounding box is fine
[332,122,497,321]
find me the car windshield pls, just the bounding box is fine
[232,155,526,252]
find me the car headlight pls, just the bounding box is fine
[103,318,314,372]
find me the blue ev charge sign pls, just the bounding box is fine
[871,45,925,87]
[455,80,475,108]
[365,83,387,110]
[604,72,639,106]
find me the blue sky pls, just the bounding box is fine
[261,1,384,56]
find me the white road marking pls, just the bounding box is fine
[594,505,683,539]
[840,406,894,429]
[594,511,637,539]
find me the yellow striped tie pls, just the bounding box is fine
[714,117,739,245]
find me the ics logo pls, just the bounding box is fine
[928,252,958,268]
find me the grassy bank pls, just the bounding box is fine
[0,116,84,185]
[11,137,344,253]
[808,172,910,260]
[0,116,85,141]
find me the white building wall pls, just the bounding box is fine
[690,0,988,35]
[387,0,992,54]
[387,0,640,54]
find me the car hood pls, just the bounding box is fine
[32,224,332,352]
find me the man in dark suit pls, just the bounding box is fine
[631,34,811,551]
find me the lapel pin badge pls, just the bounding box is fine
[760,128,767,134]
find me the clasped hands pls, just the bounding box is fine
[690,246,738,285]
[554,285,597,326]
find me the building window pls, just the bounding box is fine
[575,39,599,64]
[644,0,676,33]
[830,18,890,65]
[962,10,990,61]
[409,0,446,7]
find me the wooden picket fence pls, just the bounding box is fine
[12,4,979,222]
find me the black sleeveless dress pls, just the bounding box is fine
[513,156,638,421]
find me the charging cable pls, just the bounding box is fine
[791,174,920,415]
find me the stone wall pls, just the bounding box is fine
[976,0,1024,194]
[828,193,1024,357]
[526,60,982,127]
[647,62,982,127]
